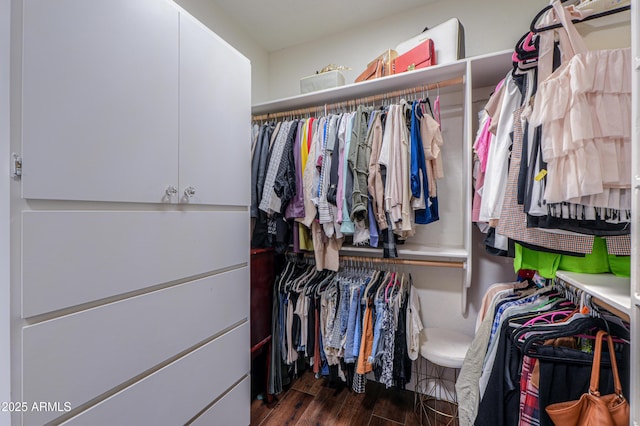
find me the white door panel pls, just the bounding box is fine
[179,13,251,206]
[60,324,249,426]
[22,0,179,203]
[22,210,249,317]
[22,268,249,425]
[190,376,250,426]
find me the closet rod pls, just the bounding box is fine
[293,252,465,269]
[591,296,630,323]
[252,76,463,121]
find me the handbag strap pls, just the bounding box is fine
[589,330,624,398]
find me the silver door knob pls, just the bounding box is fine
[165,185,178,196]
[184,186,196,197]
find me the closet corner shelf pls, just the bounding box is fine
[555,270,631,317]
[468,49,513,88]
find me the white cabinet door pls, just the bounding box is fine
[22,0,180,203]
[179,13,251,206]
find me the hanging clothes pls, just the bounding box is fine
[269,257,416,395]
[457,279,631,426]
[252,97,447,261]
[474,0,633,261]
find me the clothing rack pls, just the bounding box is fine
[530,2,630,33]
[288,251,466,270]
[251,76,463,121]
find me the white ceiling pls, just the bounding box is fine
[210,0,438,52]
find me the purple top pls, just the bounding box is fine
[285,120,306,219]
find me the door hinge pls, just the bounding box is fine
[11,153,22,179]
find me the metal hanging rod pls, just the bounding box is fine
[340,254,465,269]
[288,252,465,269]
[252,76,464,121]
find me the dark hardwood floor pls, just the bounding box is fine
[251,369,424,426]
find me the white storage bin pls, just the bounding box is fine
[300,70,345,94]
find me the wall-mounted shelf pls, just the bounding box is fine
[555,270,631,320]
[252,60,467,115]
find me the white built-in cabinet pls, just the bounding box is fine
[22,0,250,206]
[13,0,251,425]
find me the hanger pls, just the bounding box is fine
[392,272,406,306]
[530,0,630,33]
[362,270,381,302]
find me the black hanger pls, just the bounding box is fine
[514,31,539,61]
[530,0,630,33]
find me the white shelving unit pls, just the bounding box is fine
[252,51,513,314]
[555,271,631,319]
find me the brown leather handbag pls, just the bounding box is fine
[355,49,397,82]
[545,330,629,426]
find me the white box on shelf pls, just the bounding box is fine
[300,70,345,94]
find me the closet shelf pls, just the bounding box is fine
[252,50,515,116]
[339,245,467,262]
[555,270,631,318]
[468,49,513,88]
[252,60,466,115]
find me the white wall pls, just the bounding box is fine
[0,0,11,423]
[266,0,631,100]
[173,0,270,103]
[267,0,546,99]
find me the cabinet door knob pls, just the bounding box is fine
[184,186,196,197]
[165,185,178,196]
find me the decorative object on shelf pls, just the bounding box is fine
[393,38,436,73]
[300,69,347,93]
[354,49,397,82]
[317,64,351,73]
[395,18,465,66]
[300,64,352,94]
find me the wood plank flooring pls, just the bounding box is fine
[251,369,419,426]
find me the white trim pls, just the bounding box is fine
[0,0,12,424]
